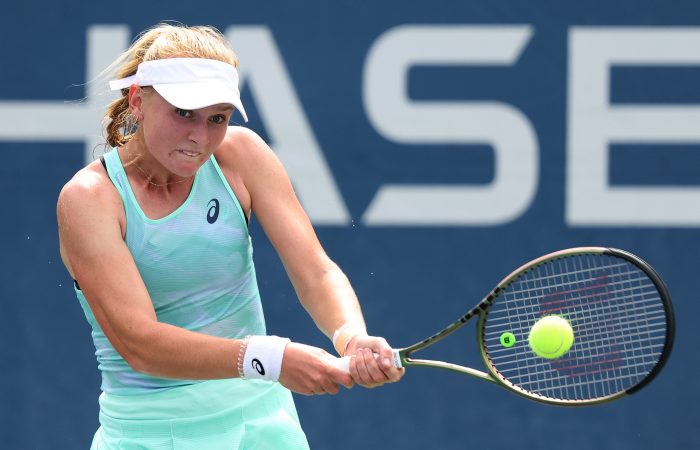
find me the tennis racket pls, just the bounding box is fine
[332,247,675,406]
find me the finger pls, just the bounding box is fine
[352,349,373,385]
[378,348,395,370]
[322,380,340,395]
[335,370,354,389]
[358,349,388,387]
[385,366,405,383]
[324,357,353,385]
[362,349,389,384]
[376,349,404,382]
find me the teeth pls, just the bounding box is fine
[178,150,198,157]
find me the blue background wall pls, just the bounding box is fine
[1,1,698,449]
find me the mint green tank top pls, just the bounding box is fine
[75,149,267,395]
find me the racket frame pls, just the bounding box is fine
[392,247,675,406]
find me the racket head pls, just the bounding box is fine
[478,247,674,406]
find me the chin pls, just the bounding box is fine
[178,164,202,177]
[171,156,205,175]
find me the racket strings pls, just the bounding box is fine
[542,255,657,399]
[505,261,630,290]
[487,302,666,348]
[481,253,668,402]
[487,285,662,324]
[501,271,654,305]
[489,333,666,370]
[488,315,667,357]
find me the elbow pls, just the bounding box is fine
[123,350,150,374]
[91,307,162,375]
[308,259,346,286]
[112,326,158,375]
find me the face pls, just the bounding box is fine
[129,87,233,177]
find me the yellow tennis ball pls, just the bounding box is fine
[528,315,574,359]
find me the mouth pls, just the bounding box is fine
[176,149,201,158]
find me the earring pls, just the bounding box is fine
[124,113,139,135]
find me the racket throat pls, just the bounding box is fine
[404,357,497,383]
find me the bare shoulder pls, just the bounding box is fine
[57,158,126,249]
[221,125,267,151]
[215,126,279,171]
[57,158,125,275]
[57,159,121,217]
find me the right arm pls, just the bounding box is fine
[57,163,350,394]
[57,164,242,380]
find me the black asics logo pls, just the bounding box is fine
[207,199,220,224]
[252,358,265,376]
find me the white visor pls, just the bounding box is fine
[109,58,248,122]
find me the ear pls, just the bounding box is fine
[128,85,145,121]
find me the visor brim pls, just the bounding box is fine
[153,82,248,122]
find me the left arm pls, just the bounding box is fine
[217,128,402,386]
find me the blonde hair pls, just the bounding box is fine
[104,23,238,148]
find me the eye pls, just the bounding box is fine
[175,108,192,118]
[211,115,228,125]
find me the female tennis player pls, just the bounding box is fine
[56,23,402,449]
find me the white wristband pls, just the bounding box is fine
[242,335,290,382]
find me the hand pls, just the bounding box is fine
[345,335,404,388]
[279,342,354,395]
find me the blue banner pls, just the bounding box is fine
[1,1,697,448]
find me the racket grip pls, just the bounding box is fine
[328,350,402,374]
[329,356,351,374]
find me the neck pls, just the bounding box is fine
[121,140,193,188]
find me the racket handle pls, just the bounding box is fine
[329,356,351,373]
[328,350,402,374]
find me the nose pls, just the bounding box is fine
[187,119,210,146]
